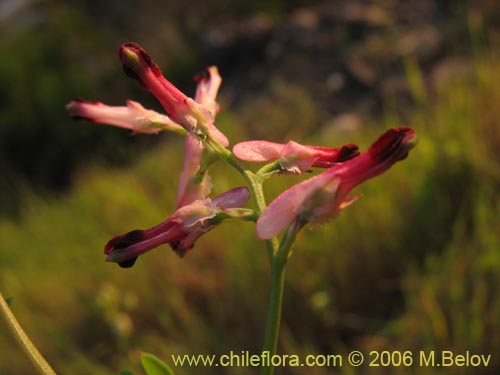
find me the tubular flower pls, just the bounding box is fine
[66,98,185,135]
[177,66,222,207]
[176,66,223,207]
[233,140,359,174]
[119,42,228,146]
[256,127,417,239]
[176,134,213,207]
[105,187,250,267]
[194,66,222,119]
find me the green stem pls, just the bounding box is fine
[205,137,301,375]
[260,258,286,375]
[0,293,57,375]
[256,160,281,176]
[206,139,279,257]
[244,172,279,259]
[260,220,302,375]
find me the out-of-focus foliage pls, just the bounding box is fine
[1,0,499,374]
[0,1,154,217]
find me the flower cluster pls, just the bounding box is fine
[67,42,417,268]
[255,127,416,239]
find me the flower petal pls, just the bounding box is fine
[333,126,418,192]
[173,199,219,228]
[119,43,190,124]
[120,43,229,146]
[105,219,184,267]
[233,141,283,162]
[257,127,417,238]
[66,98,183,134]
[170,229,207,257]
[256,172,337,239]
[177,135,212,207]
[194,66,221,118]
[233,140,360,173]
[212,186,250,209]
[206,121,230,146]
[308,144,360,167]
[279,141,318,173]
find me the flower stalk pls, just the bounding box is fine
[0,293,57,375]
[261,257,287,375]
[260,219,304,375]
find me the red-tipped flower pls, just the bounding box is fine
[119,43,228,146]
[256,127,417,239]
[66,98,184,135]
[105,187,250,267]
[233,140,359,174]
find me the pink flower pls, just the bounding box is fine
[177,66,224,207]
[176,135,213,207]
[119,42,228,146]
[233,140,359,174]
[66,98,184,135]
[105,187,250,267]
[194,66,222,119]
[256,127,417,239]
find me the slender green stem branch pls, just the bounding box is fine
[205,136,301,375]
[257,160,280,176]
[260,220,302,375]
[260,258,286,375]
[0,293,57,375]
[275,219,304,264]
[243,172,279,259]
[205,139,279,258]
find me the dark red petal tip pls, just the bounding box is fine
[118,257,137,268]
[193,68,210,83]
[338,144,360,161]
[169,241,190,258]
[104,229,145,254]
[369,127,417,163]
[119,42,162,76]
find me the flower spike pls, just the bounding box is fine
[256,127,417,239]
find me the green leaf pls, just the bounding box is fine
[119,370,137,375]
[141,353,175,375]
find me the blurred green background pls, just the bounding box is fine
[1,0,499,374]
